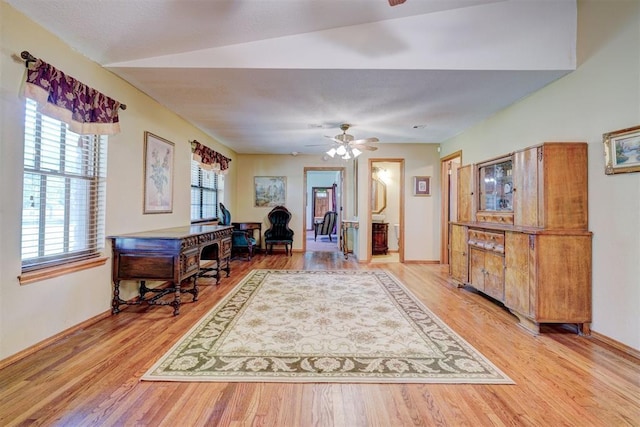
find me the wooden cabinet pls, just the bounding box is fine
[372,222,388,255]
[449,224,468,284]
[457,164,473,222]
[513,143,588,229]
[468,229,505,301]
[450,142,592,334]
[504,231,592,333]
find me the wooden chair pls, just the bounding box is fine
[219,203,256,260]
[264,205,294,255]
[314,211,338,241]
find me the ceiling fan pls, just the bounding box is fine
[323,123,379,160]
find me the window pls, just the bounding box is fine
[190,160,224,221]
[21,99,107,271]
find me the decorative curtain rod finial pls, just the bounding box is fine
[20,50,37,66]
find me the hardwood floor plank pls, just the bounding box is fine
[1,253,639,426]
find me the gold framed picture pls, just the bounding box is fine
[603,125,640,175]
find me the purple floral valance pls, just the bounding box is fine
[23,58,123,135]
[191,140,232,174]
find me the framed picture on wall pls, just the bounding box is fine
[143,132,175,214]
[254,176,286,207]
[413,176,431,196]
[603,125,640,175]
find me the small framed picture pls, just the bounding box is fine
[413,176,431,196]
[603,125,640,175]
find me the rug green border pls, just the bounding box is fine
[142,269,514,384]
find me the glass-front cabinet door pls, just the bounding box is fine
[478,158,513,212]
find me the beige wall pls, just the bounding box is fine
[0,3,236,359]
[440,0,640,350]
[360,144,441,262]
[236,145,441,262]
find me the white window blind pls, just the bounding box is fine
[190,160,223,221]
[21,98,107,271]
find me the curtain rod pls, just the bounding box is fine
[20,50,127,110]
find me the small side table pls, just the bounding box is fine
[232,222,262,251]
[340,220,359,260]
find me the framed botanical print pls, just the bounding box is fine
[143,132,175,213]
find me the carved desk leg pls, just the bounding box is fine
[192,276,199,301]
[172,281,181,316]
[111,280,123,314]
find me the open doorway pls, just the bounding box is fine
[368,159,404,263]
[440,151,462,264]
[303,168,345,253]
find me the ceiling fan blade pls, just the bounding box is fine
[352,137,379,144]
[324,135,343,144]
[356,145,378,151]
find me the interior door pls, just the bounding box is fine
[312,187,334,220]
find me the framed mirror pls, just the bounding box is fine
[371,176,387,214]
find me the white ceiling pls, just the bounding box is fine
[7,0,577,155]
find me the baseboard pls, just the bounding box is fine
[404,260,440,264]
[0,310,112,370]
[590,330,640,361]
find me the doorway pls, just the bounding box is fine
[440,151,462,265]
[368,159,404,263]
[303,168,345,253]
[312,186,336,221]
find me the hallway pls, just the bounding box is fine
[305,228,339,252]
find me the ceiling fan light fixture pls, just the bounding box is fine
[336,145,347,156]
[351,147,362,158]
[342,151,352,160]
[326,147,337,157]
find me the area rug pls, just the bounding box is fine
[142,269,513,384]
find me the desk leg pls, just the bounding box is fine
[341,227,349,260]
[192,276,199,301]
[112,280,123,314]
[172,281,181,316]
[223,256,231,278]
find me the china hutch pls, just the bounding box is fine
[450,143,592,334]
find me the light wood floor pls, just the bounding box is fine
[1,252,638,426]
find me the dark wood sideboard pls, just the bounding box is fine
[372,222,389,255]
[109,224,233,315]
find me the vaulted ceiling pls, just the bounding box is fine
[7,0,577,155]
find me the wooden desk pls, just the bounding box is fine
[232,222,262,251]
[109,225,233,315]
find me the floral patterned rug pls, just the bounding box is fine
[142,270,513,383]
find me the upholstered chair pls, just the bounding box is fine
[219,203,256,260]
[264,205,294,255]
[314,211,338,241]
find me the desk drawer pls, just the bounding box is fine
[116,253,175,280]
[221,237,232,258]
[181,247,200,278]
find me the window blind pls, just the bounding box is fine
[190,160,223,221]
[21,99,107,271]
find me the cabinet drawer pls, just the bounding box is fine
[468,229,505,253]
[476,212,514,225]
